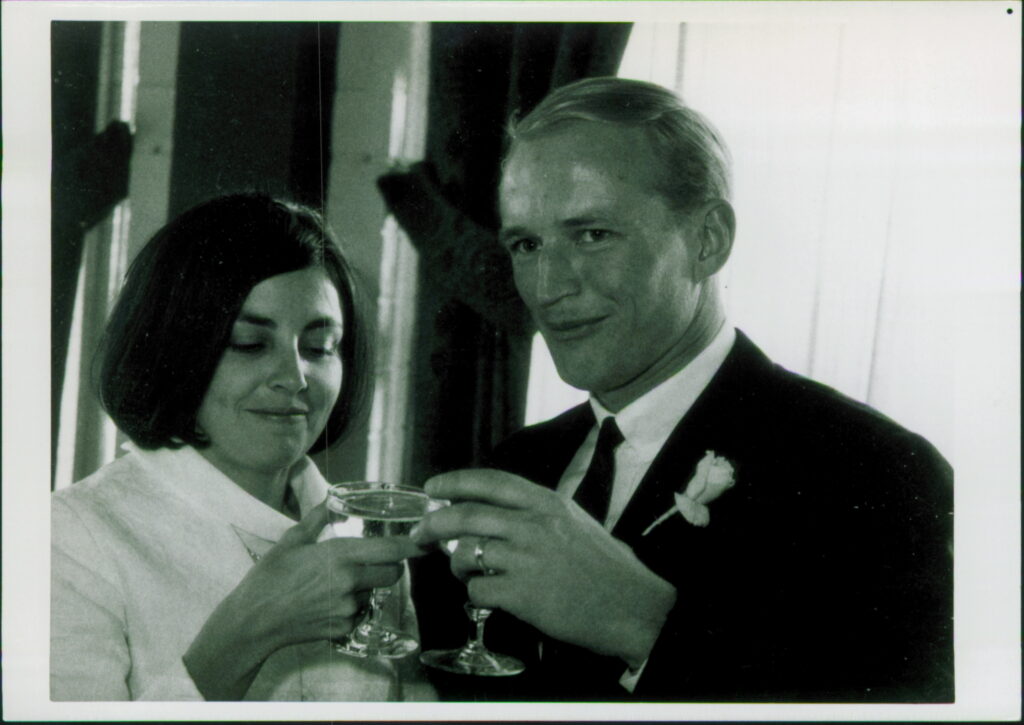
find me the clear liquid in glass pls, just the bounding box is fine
[326,482,441,659]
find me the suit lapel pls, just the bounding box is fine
[495,332,778,550]
[612,332,774,548]
[491,403,594,490]
[486,333,781,697]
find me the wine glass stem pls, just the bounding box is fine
[366,587,391,632]
[466,606,492,653]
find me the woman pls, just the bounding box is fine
[51,194,435,701]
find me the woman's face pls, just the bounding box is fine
[196,267,344,489]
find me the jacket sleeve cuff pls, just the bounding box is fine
[619,658,650,692]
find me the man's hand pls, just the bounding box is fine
[411,469,677,669]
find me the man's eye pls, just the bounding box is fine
[508,237,541,255]
[579,229,612,244]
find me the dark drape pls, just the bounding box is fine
[51,22,134,478]
[169,22,339,217]
[378,23,631,488]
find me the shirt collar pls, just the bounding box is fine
[126,442,329,543]
[589,325,736,461]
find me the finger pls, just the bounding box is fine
[465,572,509,610]
[412,534,462,557]
[288,614,359,644]
[349,562,404,590]
[410,535,456,556]
[276,500,330,549]
[320,561,403,597]
[447,536,488,580]
[424,469,553,511]
[447,535,484,560]
[321,535,423,564]
[326,617,357,642]
[410,502,526,546]
[448,536,510,578]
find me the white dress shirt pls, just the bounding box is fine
[557,325,736,531]
[554,324,735,691]
[51,444,436,701]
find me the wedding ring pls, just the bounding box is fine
[473,539,496,576]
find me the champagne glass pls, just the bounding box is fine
[418,539,526,676]
[326,481,445,658]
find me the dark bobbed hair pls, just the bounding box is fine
[507,77,732,212]
[97,193,371,454]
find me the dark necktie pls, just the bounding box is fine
[572,416,624,524]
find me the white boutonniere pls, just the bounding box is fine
[642,450,736,535]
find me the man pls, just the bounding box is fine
[410,77,953,702]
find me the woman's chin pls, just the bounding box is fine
[218,440,312,481]
[256,445,311,474]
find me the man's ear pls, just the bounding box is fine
[693,199,735,280]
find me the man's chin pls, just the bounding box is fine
[550,356,616,397]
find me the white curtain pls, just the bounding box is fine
[527,17,1021,469]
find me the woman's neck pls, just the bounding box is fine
[195,448,294,513]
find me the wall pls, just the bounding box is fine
[316,22,428,485]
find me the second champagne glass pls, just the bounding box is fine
[326,481,445,658]
[418,539,526,676]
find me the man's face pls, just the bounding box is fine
[499,122,710,410]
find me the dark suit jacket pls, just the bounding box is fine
[412,330,953,702]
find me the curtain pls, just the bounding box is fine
[168,22,338,218]
[377,22,632,488]
[51,22,133,482]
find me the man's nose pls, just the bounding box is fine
[268,346,308,394]
[534,247,580,305]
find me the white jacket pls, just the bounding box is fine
[50,444,436,701]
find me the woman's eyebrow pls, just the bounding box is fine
[236,313,274,328]
[234,314,342,331]
[304,317,343,332]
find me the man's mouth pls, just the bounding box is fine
[542,315,608,341]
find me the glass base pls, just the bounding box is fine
[419,644,525,676]
[333,626,419,659]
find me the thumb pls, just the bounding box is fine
[276,499,330,549]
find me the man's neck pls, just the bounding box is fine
[596,305,725,413]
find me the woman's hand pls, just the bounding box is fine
[183,501,421,700]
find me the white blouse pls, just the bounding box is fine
[50,444,437,701]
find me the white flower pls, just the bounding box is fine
[642,451,735,535]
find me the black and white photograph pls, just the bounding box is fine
[2,1,1020,721]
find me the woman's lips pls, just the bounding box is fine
[247,408,308,423]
